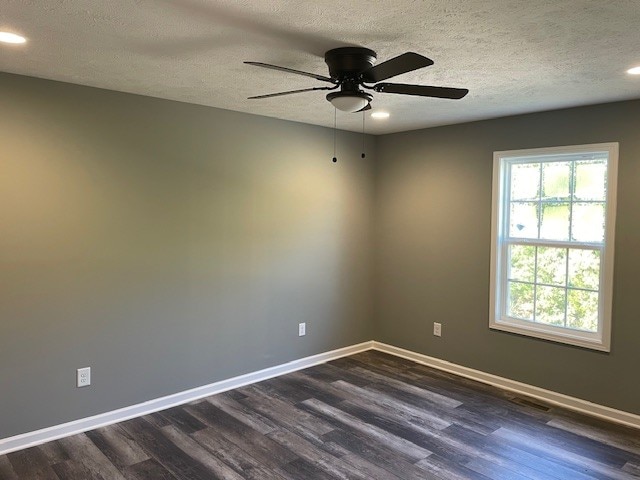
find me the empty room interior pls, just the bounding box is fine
[1,1,640,479]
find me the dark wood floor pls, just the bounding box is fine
[1,350,639,480]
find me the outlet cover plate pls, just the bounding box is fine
[77,367,91,387]
[433,323,442,337]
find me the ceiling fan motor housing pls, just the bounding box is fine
[324,47,377,80]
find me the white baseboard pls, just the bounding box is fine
[0,341,374,455]
[3,339,638,455]
[372,341,640,430]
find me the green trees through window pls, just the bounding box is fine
[508,245,600,331]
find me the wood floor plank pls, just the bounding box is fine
[303,362,374,387]
[240,384,335,436]
[237,387,348,458]
[368,381,503,435]
[13,467,59,480]
[37,442,70,465]
[85,425,149,470]
[206,393,279,435]
[361,352,551,425]
[408,361,525,400]
[6,447,57,479]
[519,420,640,469]
[50,460,102,480]
[468,429,599,480]
[349,352,419,378]
[288,371,362,403]
[415,453,494,480]
[122,459,178,480]
[300,398,432,462]
[191,426,287,480]
[119,417,219,480]
[325,356,365,370]
[547,415,640,456]
[409,367,552,421]
[141,412,172,429]
[249,377,314,403]
[350,366,463,409]
[334,399,474,465]
[492,427,638,480]
[330,379,451,431]
[443,423,560,480]
[159,425,245,480]
[267,375,346,406]
[185,401,298,470]
[267,427,372,480]
[340,453,403,480]
[156,406,208,434]
[277,458,339,480]
[7,447,55,477]
[321,428,433,480]
[464,456,542,480]
[623,462,640,476]
[0,455,19,480]
[57,433,127,480]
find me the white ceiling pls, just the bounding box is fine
[1,0,640,135]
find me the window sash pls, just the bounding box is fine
[498,241,605,332]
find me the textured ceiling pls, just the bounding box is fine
[1,0,640,134]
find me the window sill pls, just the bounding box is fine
[490,319,610,352]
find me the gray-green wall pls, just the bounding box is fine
[374,100,640,415]
[0,73,375,438]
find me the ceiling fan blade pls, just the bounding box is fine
[248,86,334,99]
[373,83,469,99]
[361,52,434,83]
[245,62,336,83]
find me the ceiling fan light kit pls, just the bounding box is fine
[245,46,469,111]
[326,91,372,112]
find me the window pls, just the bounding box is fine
[490,143,618,351]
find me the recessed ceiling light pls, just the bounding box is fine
[627,66,640,75]
[0,31,26,44]
[371,111,390,119]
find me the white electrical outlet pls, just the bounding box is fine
[298,322,306,337]
[433,322,442,337]
[77,367,91,387]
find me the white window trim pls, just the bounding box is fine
[489,143,618,352]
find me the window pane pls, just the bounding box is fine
[508,281,534,320]
[540,202,570,240]
[572,202,605,243]
[536,247,566,286]
[509,202,538,238]
[567,289,599,332]
[508,245,535,282]
[511,163,540,200]
[535,286,566,326]
[568,249,600,290]
[542,162,571,200]
[575,160,606,201]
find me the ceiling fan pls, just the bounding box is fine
[245,47,469,112]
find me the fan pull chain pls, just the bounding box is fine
[332,107,337,163]
[361,110,366,158]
